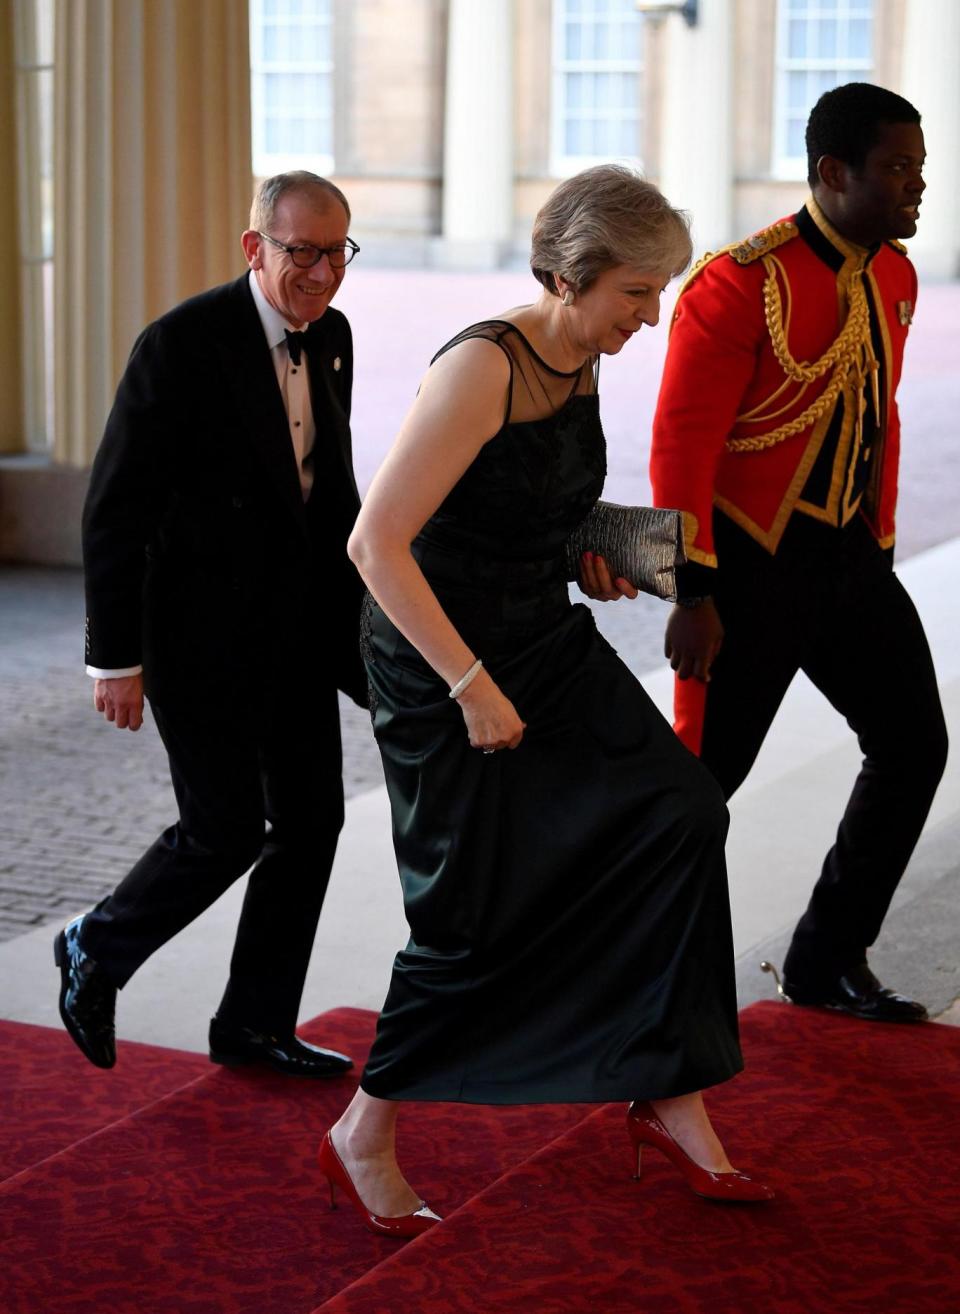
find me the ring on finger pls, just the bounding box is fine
[481,746,495,755]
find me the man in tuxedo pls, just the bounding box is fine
[56,172,367,1075]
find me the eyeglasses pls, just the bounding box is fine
[257,232,360,269]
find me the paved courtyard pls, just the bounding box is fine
[0,567,667,943]
[2,269,958,953]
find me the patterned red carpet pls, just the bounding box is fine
[2,1003,958,1314]
[0,1018,206,1181]
[316,1003,960,1314]
[0,1007,590,1313]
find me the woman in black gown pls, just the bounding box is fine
[320,166,772,1236]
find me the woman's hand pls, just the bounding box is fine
[577,551,639,602]
[455,668,526,752]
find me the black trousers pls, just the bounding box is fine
[700,513,948,985]
[81,685,345,1036]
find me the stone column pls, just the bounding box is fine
[900,0,960,279]
[2,2,28,452]
[54,0,252,467]
[653,0,734,255]
[438,0,513,268]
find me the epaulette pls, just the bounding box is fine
[887,238,909,256]
[728,220,798,265]
[672,220,800,312]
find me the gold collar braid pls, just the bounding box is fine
[726,255,879,453]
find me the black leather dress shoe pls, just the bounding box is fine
[208,1017,353,1077]
[781,963,928,1024]
[54,916,117,1068]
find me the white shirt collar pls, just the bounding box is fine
[248,269,309,351]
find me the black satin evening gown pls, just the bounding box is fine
[359,322,743,1103]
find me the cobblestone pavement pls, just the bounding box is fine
[3,271,958,945]
[0,566,667,943]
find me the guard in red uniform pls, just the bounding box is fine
[651,83,947,1023]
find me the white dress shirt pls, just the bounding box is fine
[247,269,318,502]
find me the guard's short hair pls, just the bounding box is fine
[806,83,921,187]
[250,171,351,232]
[530,164,692,296]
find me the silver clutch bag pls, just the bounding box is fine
[565,501,687,601]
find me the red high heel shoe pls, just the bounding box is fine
[626,1101,774,1203]
[318,1131,442,1239]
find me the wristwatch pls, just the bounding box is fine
[676,595,709,609]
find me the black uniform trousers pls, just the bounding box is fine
[700,511,948,985]
[81,684,344,1037]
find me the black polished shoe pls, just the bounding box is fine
[208,1016,353,1077]
[778,962,928,1024]
[54,916,117,1068]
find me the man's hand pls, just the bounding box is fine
[664,599,724,683]
[577,552,639,602]
[93,675,145,731]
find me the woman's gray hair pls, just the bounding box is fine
[531,164,691,295]
[250,171,351,231]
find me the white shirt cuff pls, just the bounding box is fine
[86,665,144,679]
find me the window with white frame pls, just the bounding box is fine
[551,0,644,176]
[773,0,874,180]
[250,0,334,179]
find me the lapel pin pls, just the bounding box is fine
[333,356,341,371]
[896,300,913,326]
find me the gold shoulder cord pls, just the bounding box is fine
[726,236,878,454]
[673,221,879,455]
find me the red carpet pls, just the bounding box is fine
[315,1003,960,1314]
[2,1003,958,1314]
[0,1008,591,1314]
[0,1018,206,1181]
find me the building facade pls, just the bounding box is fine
[260,0,956,277]
[1,0,957,547]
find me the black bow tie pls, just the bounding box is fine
[284,330,306,366]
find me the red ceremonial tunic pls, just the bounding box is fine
[652,197,916,571]
[650,196,917,751]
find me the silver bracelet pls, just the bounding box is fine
[448,658,483,700]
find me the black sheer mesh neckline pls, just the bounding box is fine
[483,319,591,379]
[433,318,599,429]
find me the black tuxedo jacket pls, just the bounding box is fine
[82,274,366,709]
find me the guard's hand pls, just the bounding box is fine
[455,668,526,752]
[664,599,724,683]
[93,674,145,731]
[577,551,639,602]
